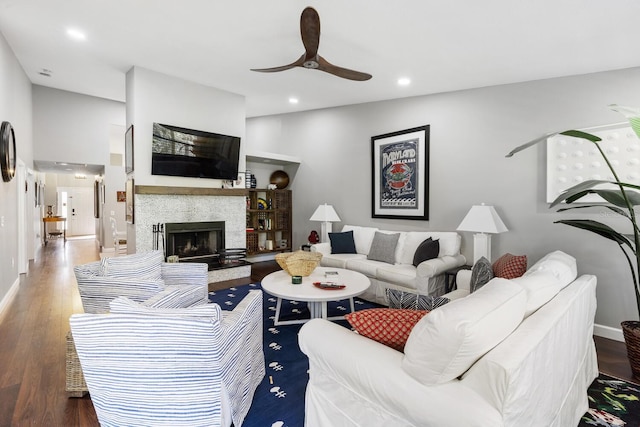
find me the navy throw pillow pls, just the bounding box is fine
[329,230,357,254]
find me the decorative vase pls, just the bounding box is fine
[621,320,640,379]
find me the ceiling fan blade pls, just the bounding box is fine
[251,54,306,73]
[300,7,320,60]
[317,56,372,81]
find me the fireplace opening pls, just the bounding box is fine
[164,221,248,271]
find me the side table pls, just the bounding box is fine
[444,265,472,293]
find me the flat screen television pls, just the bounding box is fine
[151,123,240,180]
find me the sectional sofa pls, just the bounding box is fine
[299,251,598,426]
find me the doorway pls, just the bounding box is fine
[57,187,95,236]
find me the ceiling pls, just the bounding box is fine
[1,1,640,120]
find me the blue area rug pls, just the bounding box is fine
[210,284,640,427]
[208,283,379,427]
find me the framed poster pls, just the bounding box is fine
[125,178,134,224]
[371,125,429,220]
[125,125,134,174]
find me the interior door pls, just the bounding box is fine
[61,187,95,236]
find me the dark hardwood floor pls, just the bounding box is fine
[0,238,635,426]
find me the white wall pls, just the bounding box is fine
[125,67,246,251]
[246,67,640,335]
[0,31,33,308]
[33,86,126,248]
[125,67,246,187]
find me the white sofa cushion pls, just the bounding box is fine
[395,231,431,265]
[396,232,461,265]
[342,225,379,255]
[512,250,578,317]
[376,263,420,289]
[523,250,577,288]
[402,278,526,385]
[346,258,389,278]
[511,271,562,317]
[320,253,366,269]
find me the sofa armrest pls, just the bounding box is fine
[456,269,472,291]
[310,242,331,256]
[299,319,498,426]
[416,255,466,279]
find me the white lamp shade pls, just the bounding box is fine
[457,204,508,234]
[310,203,341,222]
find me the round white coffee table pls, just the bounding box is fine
[261,267,370,326]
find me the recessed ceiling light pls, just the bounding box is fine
[66,28,86,41]
[289,97,299,104]
[397,77,411,86]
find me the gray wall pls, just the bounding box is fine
[0,31,33,307]
[246,67,640,337]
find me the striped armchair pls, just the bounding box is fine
[70,290,265,427]
[67,251,210,397]
[73,251,209,313]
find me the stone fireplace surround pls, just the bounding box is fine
[133,186,250,283]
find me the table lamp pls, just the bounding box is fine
[310,203,341,243]
[456,203,508,264]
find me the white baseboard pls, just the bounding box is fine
[0,277,20,323]
[594,323,624,342]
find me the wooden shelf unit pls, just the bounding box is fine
[246,189,292,256]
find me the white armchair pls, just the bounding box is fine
[70,290,265,427]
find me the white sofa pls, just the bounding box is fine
[311,225,467,304]
[299,251,598,427]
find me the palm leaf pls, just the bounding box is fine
[550,180,615,207]
[551,181,640,207]
[505,133,557,157]
[556,204,630,219]
[555,219,634,248]
[558,130,602,142]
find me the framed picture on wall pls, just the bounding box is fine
[125,125,134,174]
[94,180,100,219]
[371,125,430,220]
[125,178,134,224]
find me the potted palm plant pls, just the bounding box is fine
[508,104,640,378]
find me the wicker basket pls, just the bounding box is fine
[66,330,88,397]
[275,250,322,276]
[622,321,640,379]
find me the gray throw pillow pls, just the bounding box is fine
[470,257,494,292]
[386,288,450,311]
[367,231,400,264]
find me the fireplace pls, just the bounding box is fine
[164,221,248,271]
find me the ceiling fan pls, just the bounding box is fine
[251,7,372,81]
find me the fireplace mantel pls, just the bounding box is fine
[135,185,247,197]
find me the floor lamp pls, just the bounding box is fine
[456,204,508,264]
[310,203,341,243]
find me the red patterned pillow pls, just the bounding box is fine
[345,308,429,352]
[492,253,527,279]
